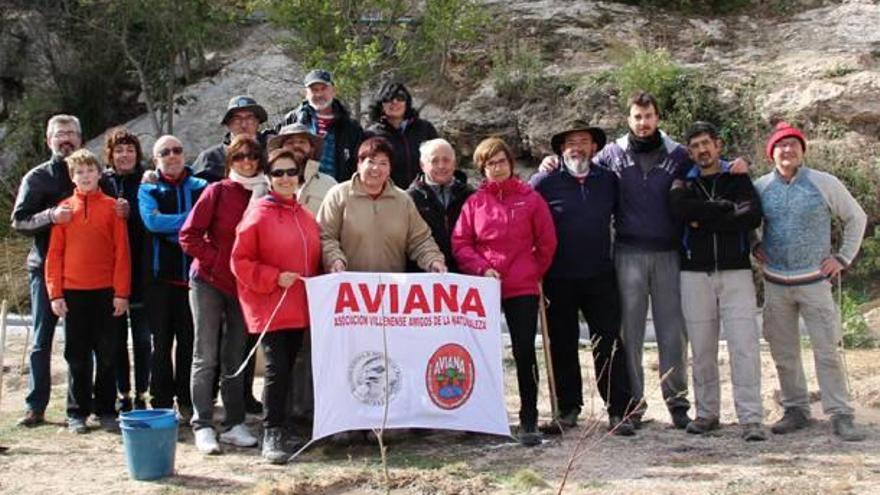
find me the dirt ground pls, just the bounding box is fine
[2,329,880,495]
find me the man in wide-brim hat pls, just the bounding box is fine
[193,95,270,183]
[531,118,636,436]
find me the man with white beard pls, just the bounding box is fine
[275,69,363,182]
[529,120,636,435]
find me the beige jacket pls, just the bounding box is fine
[297,160,337,215]
[317,173,444,272]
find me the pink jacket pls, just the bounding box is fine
[231,193,322,334]
[452,177,557,299]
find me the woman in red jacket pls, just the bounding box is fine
[179,135,268,454]
[451,137,557,447]
[231,148,321,464]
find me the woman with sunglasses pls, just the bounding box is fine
[180,135,268,455]
[364,82,438,188]
[231,148,321,464]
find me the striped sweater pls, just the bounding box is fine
[754,166,866,285]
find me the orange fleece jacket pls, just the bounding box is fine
[45,189,131,300]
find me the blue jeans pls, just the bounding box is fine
[25,268,60,413]
[115,304,152,398]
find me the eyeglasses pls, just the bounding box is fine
[228,115,258,126]
[269,168,300,178]
[383,94,407,103]
[231,151,261,162]
[158,146,183,158]
[51,130,79,138]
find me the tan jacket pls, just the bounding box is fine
[317,173,444,272]
[298,160,337,215]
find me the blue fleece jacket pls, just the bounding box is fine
[530,165,617,279]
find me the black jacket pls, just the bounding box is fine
[406,170,475,273]
[365,117,438,188]
[276,99,363,183]
[101,166,149,303]
[11,155,75,270]
[669,168,762,272]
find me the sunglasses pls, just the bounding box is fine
[158,146,183,158]
[383,94,407,103]
[231,151,261,162]
[269,167,300,178]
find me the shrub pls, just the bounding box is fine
[840,290,876,349]
[490,41,548,103]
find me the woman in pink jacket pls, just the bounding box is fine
[452,137,557,447]
[231,148,322,464]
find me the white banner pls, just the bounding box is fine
[305,272,510,441]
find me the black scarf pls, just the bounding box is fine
[628,130,662,153]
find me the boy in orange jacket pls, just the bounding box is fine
[45,149,130,434]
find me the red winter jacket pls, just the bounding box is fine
[180,179,251,296]
[231,193,322,334]
[452,177,557,299]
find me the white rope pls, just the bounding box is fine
[836,274,852,395]
[223,286,290,381]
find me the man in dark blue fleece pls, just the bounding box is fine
[531,120,635,435]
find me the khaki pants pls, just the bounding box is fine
[763,280,852,416]
[681,270,763,424]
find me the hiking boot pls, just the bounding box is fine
[686,416,720,435]
[99,415,120,433]
[194,427,222,455]
[670,408,692,430]
[245,396,263,415]
[262,427,289,464]
[771,408,810,435]
[116,396,133,413]
[741,423,767,442]
[831,414,866,442]
[608,415,636,436]
[518,422,542,447]
[67,417,89,434]
[219,424,258,447]
[17,410,45,428]
[539,408,579,435]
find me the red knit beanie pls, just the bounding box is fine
[765,121,806,160]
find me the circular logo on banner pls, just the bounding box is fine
[348,351,402,406]
[426,343,475,410]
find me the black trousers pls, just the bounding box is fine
[146,282,194,409]
[503,295,540,427]
[261,330,304,428]
[64,288,117,419]
[544,272,634,417]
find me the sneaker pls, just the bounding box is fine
[17,410,45,428]
[245,396,263,415]
[831,414,866,442]
[608,415,636,436]
[771,408,810,435]
[262,427,289,464]
[518,422,542,447]
[116,396,133,413]
[741,423,767,442]
[670,408,692,430]
[219,424,258,447]
[67,417,89,434]
[686,416,720,435]
[99,415,120,433]
[194,428,222,455]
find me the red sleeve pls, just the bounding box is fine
[451,196,491,276]
[45,223,66,300]
[179,182,220,267]
[531,193,558,277]
[230,210,281,295]
[113,213,131,298]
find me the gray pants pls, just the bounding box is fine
[763,280,852,416]
[681,270,763,424]
[189,277,248,431]
[616,247,690,414]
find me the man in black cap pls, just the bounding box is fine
[192,95,269,183]
[275,69,363,182]
[530,120,636,435]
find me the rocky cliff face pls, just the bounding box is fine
[68,0,880,166]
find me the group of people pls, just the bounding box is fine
[10,67,868,466]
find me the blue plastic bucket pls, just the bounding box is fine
[119,409,178,481]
